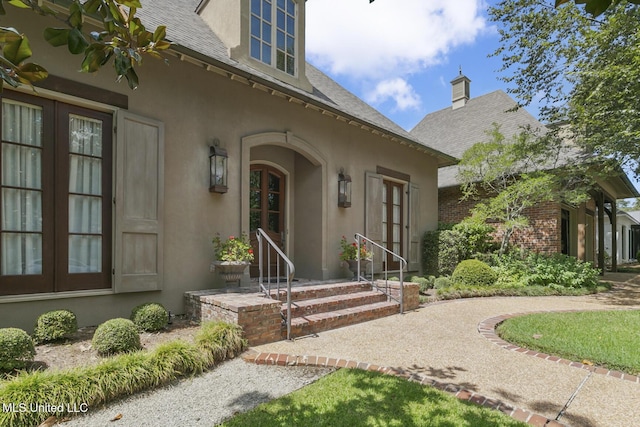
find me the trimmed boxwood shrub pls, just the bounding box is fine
[0,328,35,371]
[452,259,498,287]
[433,276,453,289]
[92,318,141,356]
[33,309,77,344]
[131,303,168,332]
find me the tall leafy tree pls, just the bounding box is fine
[0,0,170,90]
[458,124,592,254]
[489,1,640,177]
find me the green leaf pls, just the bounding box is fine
[0,27,23,43]
[81,45,107,73]
[152,25,166,43]
[583,0,612,17]
[68,1,84,28]
[67,28,89,54]
[83,0,102,14]
[43,28,70,47]
[16,62,48,84]
[3,36,32,65]
[136,30,152,47]
[6,0,31,9]
[116,0,142,8]
[124,67,138,90]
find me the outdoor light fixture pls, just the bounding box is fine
[209,139,228,193]
[338,168,352,208]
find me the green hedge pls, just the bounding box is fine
[0,321,246,427]
[33,310,77,344]
[422,222,496,276]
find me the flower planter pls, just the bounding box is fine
[346,259,371,279]
[212,261,251,283]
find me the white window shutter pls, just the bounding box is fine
[408,182,420,272]
[114,111,164,293]
[365,171,383,273]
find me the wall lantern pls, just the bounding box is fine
[338,168,352,208]
[209,139,228,193]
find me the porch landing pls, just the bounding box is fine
[184,280,420,346]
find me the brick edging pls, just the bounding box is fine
[242,350,564,427]
[478,310,640,384]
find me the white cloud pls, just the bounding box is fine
[366,78,421,111]
[306,0,488,110]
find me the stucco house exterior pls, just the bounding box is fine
[601,210,640,264]
[0,0,455,331]
[410,73,639,270]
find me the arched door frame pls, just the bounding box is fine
[241,131,328,276]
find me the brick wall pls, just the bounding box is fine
[438,186,562,254]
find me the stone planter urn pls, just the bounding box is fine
[346,259,371,279]
[212,261,251,283]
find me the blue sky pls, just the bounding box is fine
[305,0,508,131]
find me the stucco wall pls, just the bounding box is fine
[0,8,439,330]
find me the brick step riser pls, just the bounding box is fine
[284,293,388,318]
[269,282,373,303]
[283,304,400,339]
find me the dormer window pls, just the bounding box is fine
[250,0,296,76]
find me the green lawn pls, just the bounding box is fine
[497,310,640,375]
[221,368,526,427]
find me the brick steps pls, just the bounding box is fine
[279,281,401,339]
[270,281,373,302]
[285,290,387,318]
[284,300,400,339]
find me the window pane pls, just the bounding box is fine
[69,115,102,156]
[250,210,261,231]
[286,55,294,75]
[69,195,102,234]
[286,0,295,15]
[2,232,42,275]
[393,205,400,222]
[277,29,285,50]
[268,212,279,233]
[286,15,295,35]
[251,0,261,16]
[262,44,271,64]
[2,144,41,189]
[262,1,271,22]
[68,235,101,273]
[262,22,271,44]
[276,50,285,71]
[250,37,260,59]
[393,185,400,204]
[268,192,280,211]
[251,15,261,38]
[277,9,285,29]
[286,35,294,54]
[250,170,261,188]
[277,0,284,9]
[2,188,42,232]
[69,155,102,195]
[268,173,280,191]
[2,100,42,147]
[250,189,261,210]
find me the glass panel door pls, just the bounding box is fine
[1,99,43,276]
[383,180,403,271]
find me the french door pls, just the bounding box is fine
[382,180,403,271]
[249,164,285,277]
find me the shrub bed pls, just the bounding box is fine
[452,259,497,287]
[0,321,246,427]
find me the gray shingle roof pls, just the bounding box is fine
[409,90,547,188]
[410,90,545,159]
[136,0,455,165]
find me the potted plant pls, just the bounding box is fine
[212,233,254,282]
[339,235,373,278]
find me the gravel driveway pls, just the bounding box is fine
[61,358,333,427]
